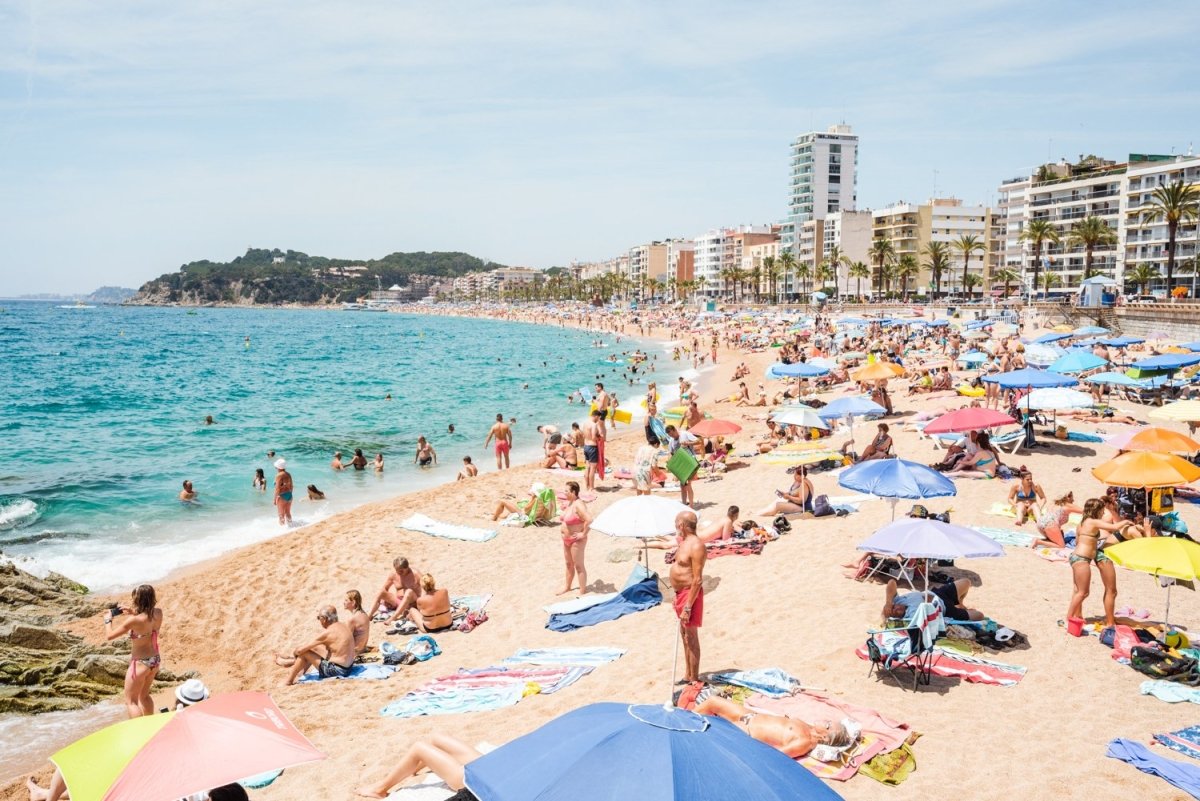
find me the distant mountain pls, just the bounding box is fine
[130,248,504,306]
[85,286,136,304]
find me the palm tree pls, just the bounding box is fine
[1019,218,1061,299]
[823,245,849,297]
[880,260,898,295]
[921,241,951,298]
[1042,270,1062,297]
[848,261,871,301]
[816,260,835,294]
[1179,255,1199,300]
[1142,180,1200,297]
[963,273,982,298]
[762,255,779,304]
[719,266,736,301]
[993,267,1020,300]
[954,234,985,299]
[869,238,895,296]
[1125,263,1159,296]
[796,262,812,299]
[749,265,763,302]
[776,252,796,303]
[894,254,920,300]
[1068,216,1118,280]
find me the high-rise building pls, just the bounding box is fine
[692,224,776,297]
[1122,154,1200,295]
[780,124,858,255]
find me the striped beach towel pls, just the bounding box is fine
[973,526,1037,549]
[1155,725,1200,761]
[856,645,1026,686]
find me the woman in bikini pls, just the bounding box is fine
[104,584,163,718]
[558,481,592,595]
[859,423,893,461]
[946,431,999,478]
[1035,490,1083,547]
[1009,471,1045,525]
[1068,498,1139,628]
[406,575,452,633]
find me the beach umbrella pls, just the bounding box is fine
[1049,350,1107,374]
[956,350,988,366]
[851,361,904,381]
[857,518,1005,560]
[1180,342,1200,352]
[51,692,324,801]
[1147,331,1171,341]
[1131,353,1200,371]
[1092,451,1200,488]
[1073,325,1109,336]
[818,396,886,420]
[1023,343,1065,367]
[923,408,1016,435]
[1105,538,1200,630]
[1151,400,1200,424]
[770,405,830,430]
[838,350,867,361]
[1106,426,1200,454]
[1084,371,1149,388]
[963,330,990,341]
[465,702,843,801]
[983,367,1078,389]
[766,362,829,379]
[687,419,742,438]
[838,458,956,520]
[1023,387,1093,410]
[1099,336,1146,347]
[592,495,692,539]
[1034,332,1073,344]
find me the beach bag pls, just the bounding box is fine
[1108,625,1141,659]
[1161,512,1188,535]
[812,495,834,518]
[1130,646,1198,682]
[666,448,700,483]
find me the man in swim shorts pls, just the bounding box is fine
[274,605,357,685]
[582,409,606,492]
[665,511,705,682]
[484,413,512,469]
[368,557,425,623]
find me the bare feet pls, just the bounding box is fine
[355,786,387,799]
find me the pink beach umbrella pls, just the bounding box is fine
[923,408,1016,435]
[52,692,325,801]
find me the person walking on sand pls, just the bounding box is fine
[582,409,606,492]
[484,413,512,469]
[558,481,592,595]
[273,459,293,525]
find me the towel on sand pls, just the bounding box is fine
[503,647,626,667]
[547,575,662,632]
[379,666,592,718]
[541,593,619,616]
[706,668,802,698]
[1107,737,1200,799]
[1141,680,1200,705]
[299,663,395,682]
[398,514,497,542]
[1155,725,1200,762]
[973,526,1037,548]
[856,645,1026,686]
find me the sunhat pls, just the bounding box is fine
[175,678,210,706]
[529,481,547,493]
[274,459,286,470]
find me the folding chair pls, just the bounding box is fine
[865,601,944,690]
[991,430,1025,454]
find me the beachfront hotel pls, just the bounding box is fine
[870,198,993,296]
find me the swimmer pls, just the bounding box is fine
[179,480,198,503]
[385,393,392,401]
[415,437,436,467]
[447,424,455,435]
[374,453,385,473]
[307,484,325,500]
[204,415,215,425]
[331,451,345,470]
[252,468,266,491]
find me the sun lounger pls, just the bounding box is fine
[990,430,1026,454]
[397,514,498,542]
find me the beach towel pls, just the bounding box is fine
[502,647,626,667]
[1107,737,1200,799]
[1141,680,1200,705]
[986,502,1017,519]
[379,684,525,718]
[397,514,497,543]
[298,663,395,683]
[1156,726,1200,762]
[860,742,917,785]
[973,526,1037,549]
[664,539,763,563]
[855,645,1026,686]
[707,668,802,698]
[452,665,595,695]
[748,690,914,757]
[546,575,662,632]
[541,592,619,616]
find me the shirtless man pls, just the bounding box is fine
[368,557,424,623]
[582,409,606,492]
[344,590,370,654]
[484,413,512,469]
[273,459,293,525]
[414,436,437,467]
[647,511,705,682]
[684,399,703,429]
[593,382,610,418]
[274,605,357,685]
[178,480,198,503]
[695,696,851,759]
[456,456,478,481]
[331,451,345,470]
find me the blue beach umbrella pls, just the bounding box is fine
[1180,342,1200,352]
[464,703,844,801]
[956,350,988,366]
[1034,332,1073,344]
[818,396,886,420]
[1073,325,1109,336]
[767,362,830,379]
[1131,353,1200,372]
[1049,350,1107,374]
[982,367,1079,389]
[1084,371,1149,388]
[839,458,956,520]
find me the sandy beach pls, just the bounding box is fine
[7,310,1200,801]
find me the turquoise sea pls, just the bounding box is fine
[0,303,660,592]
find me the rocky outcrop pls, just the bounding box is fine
[0,561,189,714]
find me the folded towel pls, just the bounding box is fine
[398,514,497,542]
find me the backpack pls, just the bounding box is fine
[812,495,834,517]
[1130,645,1199,682]
[773,515,792,533]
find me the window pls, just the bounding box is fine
[830,144,841,153]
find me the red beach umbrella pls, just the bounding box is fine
[687,419,743,437]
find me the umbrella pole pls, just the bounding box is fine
[665,617,682,709]
[1165,580,1173,633]
[889,498,898,521]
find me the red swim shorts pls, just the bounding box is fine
[673,587,703,628]
[495,440,511,454]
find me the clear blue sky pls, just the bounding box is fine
[2,1,1197,294]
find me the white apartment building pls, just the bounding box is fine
[781,124,859,254]
[1122,154,1200,294]
[692,229,727,297]
[789,219,823,298]
[822,210,873,297]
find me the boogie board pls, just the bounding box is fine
[590,404,633,425]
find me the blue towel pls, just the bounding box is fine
[546,576,662,632]
[380,684,524,718]
[298,663,395,682]
[1107,737,1200,798]
[1067,431,1104,442]
[706,667,802,697]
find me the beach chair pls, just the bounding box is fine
[865,601,944,690]
[991,430,1025,455]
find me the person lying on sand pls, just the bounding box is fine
[698,505,739,543]
[274,605,357,685]
[695,696,855,759]
[355,734,482,798]
[368,557,424,623]
[882,577,983,624]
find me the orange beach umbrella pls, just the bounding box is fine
[1091,451,1200,488]
[852,362,904,381]
[1107,426,1200,455]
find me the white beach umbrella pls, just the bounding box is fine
[1023,387,1093,410]
[591,496,692,539]
[770,405,831,430]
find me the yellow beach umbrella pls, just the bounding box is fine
[1105,537,1200,628]
[851,362,904,381]
[1151,400,1200,423]
[1091,450,1200,488]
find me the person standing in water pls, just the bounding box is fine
[484,414,512,469]
[273,459,293,525]
[415,436,437,467]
